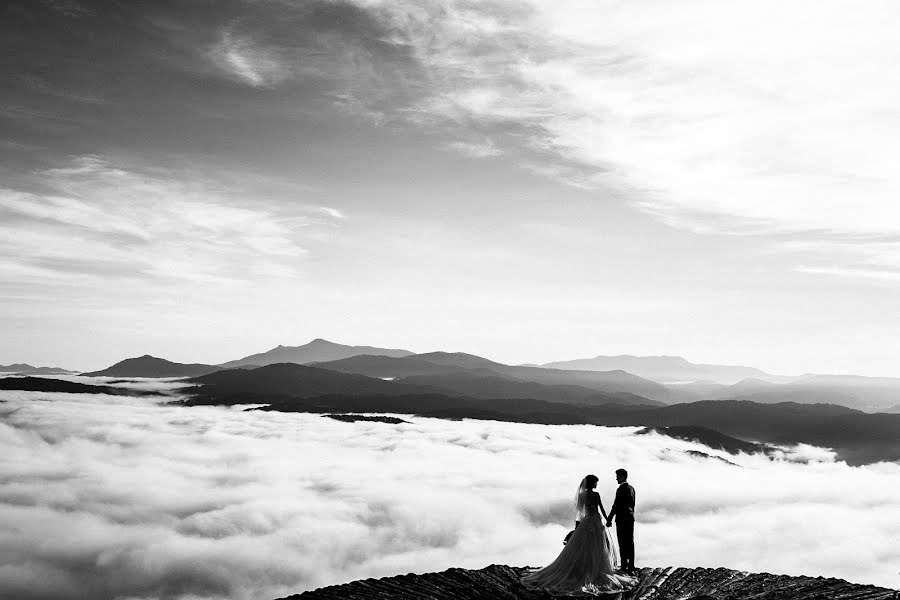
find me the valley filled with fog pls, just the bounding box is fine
[1,378,898,600]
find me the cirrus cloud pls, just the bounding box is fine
[211,30,290,88]
[0,155,343,287]
[315,0,900,278]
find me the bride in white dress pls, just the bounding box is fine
[523,474,637,594]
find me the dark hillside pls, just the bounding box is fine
[84,355,221,378]
[276,564,898,600]
[191,363,435,404]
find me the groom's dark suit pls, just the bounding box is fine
[608,482,636,571]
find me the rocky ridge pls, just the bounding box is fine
[276,564,898,600]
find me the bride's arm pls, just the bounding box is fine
[597,493,609,521]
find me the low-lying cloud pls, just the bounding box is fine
[1,381,898,599]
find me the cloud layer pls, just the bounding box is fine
[1,382,898,600]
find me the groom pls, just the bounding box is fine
[606,468,636,574]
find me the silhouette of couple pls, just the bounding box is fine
[523,469,638,595]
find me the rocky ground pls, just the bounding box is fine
[276,564,899,600]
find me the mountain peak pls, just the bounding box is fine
[219,340,414,369]
[83,355,220,377]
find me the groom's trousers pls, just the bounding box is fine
[616,516,635,569]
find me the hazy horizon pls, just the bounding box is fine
[5,336,900,380]
[3,1,900,375]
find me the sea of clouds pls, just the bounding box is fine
[1,379,898,600]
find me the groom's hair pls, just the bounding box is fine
[615,468,628,479]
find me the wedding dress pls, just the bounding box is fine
[523,479,637,594]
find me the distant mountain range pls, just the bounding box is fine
[32,339,898,413]
[80,343,674,406]
[312,354,465,378]
[189,363,436,404]
[542,354,785,384]
[8,340,898,464]
[6,368,897,464]
[542,356,900,411]
[405,352,678,402]
[315,353,668,406]
[218,339,414,368]
[187,361,662,409]
[81,340,412,378]
[172,356,900,465]
[675,374,900,413]
[0,363,74,375]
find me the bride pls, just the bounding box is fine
[522,474,637,594]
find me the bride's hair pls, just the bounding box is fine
[574,475,599,519]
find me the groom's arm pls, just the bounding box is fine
[607,487,622,525]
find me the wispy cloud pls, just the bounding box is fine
[211,29,290,88]
[780,239,900,283]
[323,0,900,271]
[0,155,343,286]
[40,0,93,18]
[445,138,502,158]
[317,206,345,220]
[796,265,900,283]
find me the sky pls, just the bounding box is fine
[2,0,900,375]
[1,382,898,599]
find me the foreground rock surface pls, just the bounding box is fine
[276,564,898,600]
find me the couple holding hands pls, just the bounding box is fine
[523,469,637,595]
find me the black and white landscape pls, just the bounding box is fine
[2,341,899,599]
[2,0,900,599]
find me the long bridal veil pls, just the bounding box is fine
[574,476,590,520]
[574,477,621,568]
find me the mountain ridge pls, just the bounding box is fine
[51,341,900,412]
[0,363,74,375]
[410,352,680,403]
[542,354,783,385]
[84,355,224,378]
[314,355,665,407]
[219,339,415,368]
[188,362,437,404]
[707,377,900,413]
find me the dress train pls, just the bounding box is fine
[522,513,636,594]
